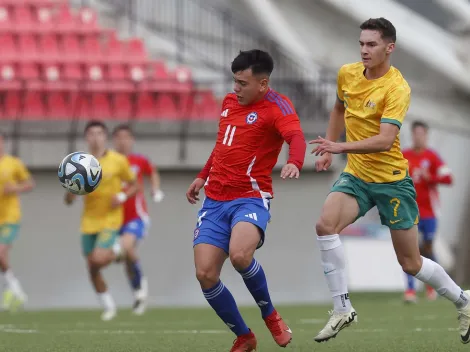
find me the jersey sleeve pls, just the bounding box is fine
[431,151,453,184]
[141,157,154,176]
[381,85,411,129]
[14,158,31,182]
[121,156,136,182]
[336,65,346,102]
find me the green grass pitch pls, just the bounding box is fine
[0,292,468,351]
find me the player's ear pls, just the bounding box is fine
[386,42,395,55]
[259,77,269,92]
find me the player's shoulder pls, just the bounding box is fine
[263,88,295,117]
[425,148,443,160]
[338,62,363,77]
[4,154,24,166]
[128,153,150,162]
[401,148,412,157]
[388,66,411,93]
[108,149,127,163]
[222,92,238,107]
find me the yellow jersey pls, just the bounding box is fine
[0,155,31,224]
[81,150,135,234]
[337,62,411,183]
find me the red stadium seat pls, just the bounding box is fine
[82,35,104,62]
[178,93,197,119]
[18,62,40,80]
[155,93,179,120]
[104,33,124,62]
[107,63,127,80]
[4,91,20,118]
[77,8,98,32]
[0,63,20,91]
[23,91,46,120]
[0,6,12,33]
[90,92,112,119]
[36,7,54,32]
[39,34,60,62]
[60,34,82,62]
[62,63,83,81]
[174,66,192,92]
[135,92,156,120]
[56,4,77,33]
[18,34,38,61]
[47,91,71,118]
[72,93,91,120]
[196,90,220,120]
[0,34,17,61]
[112,92,133,120]
[127,38,147,63]
[13,5,35,32]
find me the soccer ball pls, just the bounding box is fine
[58,151,102,195]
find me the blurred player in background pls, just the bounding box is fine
[0,132,35,311]
[65,121,137,321]
[112,124,164,315]
[186,50,306,352]
[311,18,470,344]
[402,121,453,303]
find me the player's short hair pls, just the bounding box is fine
[112,124,134,137]
[231,49,274,76]
[412,120,429,131]
[360,18,396,43]
[84,120,108,134]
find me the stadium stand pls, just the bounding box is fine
[0,0,221,121]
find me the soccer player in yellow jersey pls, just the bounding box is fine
[0,132,35,311]
[65,121,137,321]
[310,18,470,344]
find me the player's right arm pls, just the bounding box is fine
[64,192,76,205]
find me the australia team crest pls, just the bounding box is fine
[246,112,258,124]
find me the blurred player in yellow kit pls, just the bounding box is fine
[65,121,137,321]
[0,132,35,311]
[310,18,470,345]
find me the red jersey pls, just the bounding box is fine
[123,153,153,223]
[403,148,452,218]
[197,90,306,202]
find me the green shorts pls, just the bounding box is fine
[331,172,419,230]
[0,224,19,245]
[81,230,118,257]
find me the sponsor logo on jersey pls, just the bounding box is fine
[246,112,258,124]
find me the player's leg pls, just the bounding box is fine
[0,224,26,311]
[374,177,470,344]
[229,198,291,347]
[193,199,256,352]
[420,218,439,300]
[83,231,119,321]
[403,221,425,303]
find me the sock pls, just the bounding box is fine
[3,270,25,299]
[203,281,250,336]
[98,292,116,311]
[406,274,415,290]
[130,261,143,290]
[238,258,275,319]
[415,256,469,309]
[317,234,352,313]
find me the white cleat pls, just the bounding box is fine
[101,309,117,321]
[458,290,470,344]
[133,278,148,316]
[314,308,358,343]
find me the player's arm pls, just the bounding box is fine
[113,158,138,206]
[64,192,77,205]
[4,159,35,195]
[339,123,399,154]
[325,96,346,143]
[428,153,453,185]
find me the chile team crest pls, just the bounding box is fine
[246,112,258,124]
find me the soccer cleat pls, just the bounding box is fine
[404,289,417,304]
[2,290,14,310]
[426,285,438,301]
[458,290,470,344]
[264,310,292,347]
[314,308,358,343]
[2,290,27,312]
[101,309,117,321]
[133,277,148,316]
[230,330,257,352]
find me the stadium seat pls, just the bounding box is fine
[56,4,76,33]
[72,93,91,120]
[112,92,133,120]
[104,33,124,62]
[18,34,39,61]
[174,66,192,92]
[60,34,82,62]
[195,90,220,120]
[82,35,104,62]
[22,91,46,120]
[0,34,17,61]
[0,6,12,32]
[47,91,71,118]
[4,91,20,119]
[155,93,180,120]
[13,5,35,32]
[39,34,60,62]
[18,62,40,80]
[62,63,83,81]
[36,6,54,32]
[90,92,112,119]
[135,92,156,120]
[77,8,98,33]
[127,38,147,64]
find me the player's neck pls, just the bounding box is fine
[364,61,391,80]
[90,148,106,159]
[413,147,427,153]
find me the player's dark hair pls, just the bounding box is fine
[360,18,396,43]
[84,120,108,134]
[112,124,134,137]
[412,120,429,131]
[231,49,274,76]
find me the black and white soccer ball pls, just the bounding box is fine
[58,151,102,195]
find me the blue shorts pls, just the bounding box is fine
[193,197,271,254]
[119,218,148,240]
[418,217,437,242]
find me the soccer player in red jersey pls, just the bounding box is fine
[113,124,164,315]
[185,50,306,352]
[402,121,453,303]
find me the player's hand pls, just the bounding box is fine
[280,163,300,179]
[309,137,344,156]
[152,189,165,203]
[186,178,205,204]
[315,153,333,172]
[111,192,127,208]
[2,183,18,195]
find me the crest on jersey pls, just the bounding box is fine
[246,112,258,124]
[131,165,140,176]
[421,159,430,168]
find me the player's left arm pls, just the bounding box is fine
[428,152,453,185]
[114,157,138,206]
[4,159,35,195]
[274,108,307,179]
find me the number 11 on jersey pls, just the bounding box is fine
[223,125,237,146]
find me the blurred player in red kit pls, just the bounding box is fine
[113,124,164,315]
[186,49,306,352]
[402,121,453,303]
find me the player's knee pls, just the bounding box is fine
[400,256,422,276]
[195,267,219,288]
[229,251,252,271]
[315,217,336,236]
[88,252,108,269]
